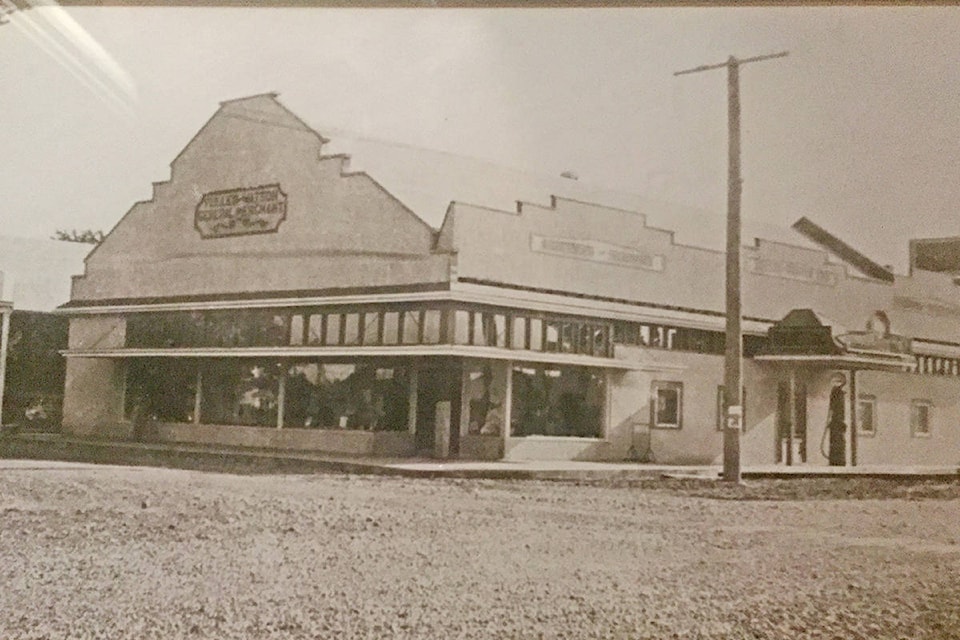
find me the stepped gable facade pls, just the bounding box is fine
[58,93,960,466]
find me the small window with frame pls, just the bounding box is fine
[910,399,932,437]
[652,381,682,429]
[857,394,877,436]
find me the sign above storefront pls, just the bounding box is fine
[530,234,664,272]
[746,255,839,287]
[194,184,287,239]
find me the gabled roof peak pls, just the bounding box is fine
[219,92,280,106]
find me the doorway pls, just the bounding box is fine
[414,361,462,457]
[776,378,807,465]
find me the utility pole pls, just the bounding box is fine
[675,51,788,482]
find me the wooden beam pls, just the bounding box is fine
[792,217,895,283]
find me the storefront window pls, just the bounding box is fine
[463,362,506,435]
[282,362,409,430]
[199,360,279,427]
[125,359,197,423]
[510,366,605,438]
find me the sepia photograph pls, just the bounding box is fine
[1,1,959,637]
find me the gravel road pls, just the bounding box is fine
[1,461,959,639]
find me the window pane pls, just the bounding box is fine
[510,366,604,438]
[290,315,304,346]
[343,313,360,345]
[511,316,526,350]
[423,310,441,344]
[362,312,380,345]
[545,322,560,352]
[383,312,400,345]
[200,361,279,427]
[529,318,543,351]
[454,310,470,345]
[666,328,677,350]
[560,323,575,353]
[473,312,486,346]
[493,314,507,348]
[282,362,409,431]
[465,363,507,435]
[267,315,288,346]
[325,314,342,345]
[402,310,421,344]
[126,359,197,423]
[308,314,324,345]
[657,389,679,425]
[653,382,682,428]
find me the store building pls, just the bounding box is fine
[58,94,960,466]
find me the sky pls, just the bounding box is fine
[1,4,959,273]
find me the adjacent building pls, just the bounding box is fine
[57,94,960,466]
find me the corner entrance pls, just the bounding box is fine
[414,360,462,458]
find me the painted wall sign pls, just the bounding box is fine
[746,255,839,287]
[530,234,664,272]
[195,184,287,239]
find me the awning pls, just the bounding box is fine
[58,343,665,371]
[756,308,916,372]
[753,352,916,372]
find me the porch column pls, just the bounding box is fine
[849,368,857,466]
[787,368,796,466]
[502,362,513,456]
[0,305,9,426]
[193,368,203,426]
[276,370,286,430]
[407,366,418,435]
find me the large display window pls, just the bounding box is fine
[510,365,606,438]
[281,362,409,430]
[124,358,410,431]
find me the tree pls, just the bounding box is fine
[51,229,105,245]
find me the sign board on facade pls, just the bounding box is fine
[530,234,664,271]
[746,255,839,287]
[195,184,287,239]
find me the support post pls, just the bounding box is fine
[0,307,9,427]
[787,368,796,466]
[276,368,286,430]
[675,50,788,483]
[502,362,513,459]
[407,366,419,435]
[193,367,203,426]
[849,368,857,466]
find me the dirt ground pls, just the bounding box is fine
[1,461,959,639]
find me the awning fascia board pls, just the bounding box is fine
[753,353,916,372]
[59,344,660,371]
